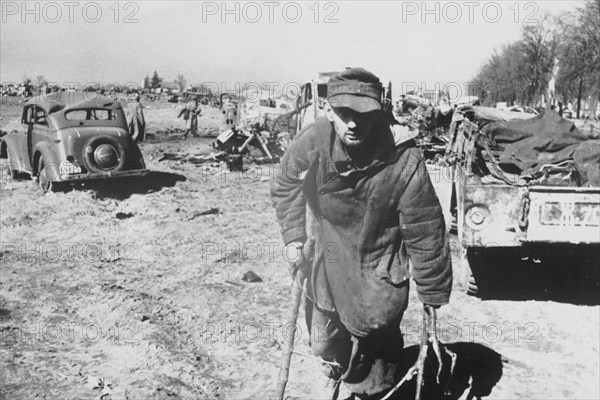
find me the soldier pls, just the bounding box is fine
[126,93,146,142]
[271,68,452,400]
[178,96,202,139]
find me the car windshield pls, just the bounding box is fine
[64,108,118,121]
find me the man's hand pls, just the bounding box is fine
[286,237,315,279]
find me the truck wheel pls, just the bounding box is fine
[466,273,479,296]
[465,246,520,299]
[449,208,458,234]
[461,247,479,296]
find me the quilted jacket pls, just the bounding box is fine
[271,116,452,337]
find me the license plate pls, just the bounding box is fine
[540,202,600,227]
[59,161,82,175]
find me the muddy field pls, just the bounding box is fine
[0,98,599,399]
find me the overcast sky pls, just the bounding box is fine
[0,1,583,96]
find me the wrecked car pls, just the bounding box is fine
[1,96,148,192]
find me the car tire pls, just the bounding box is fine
[82,136,127,174]
[37,156,54,192]
[449,208,458,235]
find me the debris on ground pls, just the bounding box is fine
[214,120,288,163]
[115,212,135,220]
[158,150,227,164]
[242,271,263,283]
[187,207,220,220]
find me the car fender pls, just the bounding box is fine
[1,137,29,173]
[32,142,61,180]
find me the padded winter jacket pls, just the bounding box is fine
[271,116,452,337]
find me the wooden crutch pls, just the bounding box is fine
[274,208,316,400]
[381,305,456,400]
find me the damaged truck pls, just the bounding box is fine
[446,107,600,299]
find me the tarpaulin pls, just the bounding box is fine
[479,110,599,187]
[574,139,600,187]
[482,109,585,145]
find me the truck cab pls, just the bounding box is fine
[295,71,339,133]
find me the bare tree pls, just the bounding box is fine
[151,71,162,89]
[556,0,600,117]
[36,75,48,94]
[473,43,528,105]
[518,15,558,105]
[472,11,586,109]
[175,74,187,92]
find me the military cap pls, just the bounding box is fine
[327,67,383,112]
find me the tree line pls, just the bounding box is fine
[472,0,599,118]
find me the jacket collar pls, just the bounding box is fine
[320,118,397,177]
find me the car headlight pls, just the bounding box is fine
[465,205,490,230]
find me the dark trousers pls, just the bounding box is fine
[306,300,406,399]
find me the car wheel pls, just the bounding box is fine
[82,136,127,174]
[37,156,54,192]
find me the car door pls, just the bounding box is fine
[30,106,50,169]
[18,105,34,172]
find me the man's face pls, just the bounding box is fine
[327,105,380,148]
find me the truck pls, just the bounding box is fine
[295,71,339,133]
[446,107,600,298]
[294,70,393,134]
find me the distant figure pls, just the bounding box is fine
[558,101,564,117]
[178,97,202,139]
[22,83,32,101]
[126,93,146,142]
